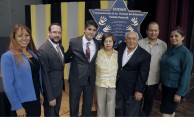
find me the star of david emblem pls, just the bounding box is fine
[90,0,148,46]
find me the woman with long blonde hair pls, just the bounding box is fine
[1,24,44,117]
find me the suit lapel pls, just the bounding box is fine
[122,46,140,68]
[118,44,126,68]
[77,37,88,61]
[48,41,64,65]
[77,37,99,63]
[78,37,97,62]
[128,46,140,63]
[90,39,99,63]
[60,44,65,56]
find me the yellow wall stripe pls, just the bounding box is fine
[31,5,37,45]
[61,2,69,79]
[125,0,128,5]
[78,2,85,36]
[45,4,51,39]
[100,0,108,9]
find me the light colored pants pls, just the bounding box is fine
[96,86,116,117]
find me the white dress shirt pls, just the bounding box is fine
[122,45,138,67]
[82,35,96,61]
[49,39,64,60]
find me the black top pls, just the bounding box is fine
[29,57,41,100]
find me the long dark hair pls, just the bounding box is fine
[9,24,37,64]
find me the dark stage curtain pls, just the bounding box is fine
[156,0,194,72]
[127,0,157,38]
[25,6,31,31]
[155,0,191,45]
[187,0,194,72]
[51,3,61,24]
[187,0,194,54]
[85,0,100,22]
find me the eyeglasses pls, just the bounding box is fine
[50,31,62,35]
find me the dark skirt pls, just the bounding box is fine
[160,84,178,114]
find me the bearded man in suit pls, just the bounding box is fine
[38,23,65,117]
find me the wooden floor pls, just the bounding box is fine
[41,74,194,117]
[41,80,97,117]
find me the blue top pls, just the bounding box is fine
[160,44,193,96]
[1,50,42,110]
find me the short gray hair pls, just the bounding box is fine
[125,31,139,39]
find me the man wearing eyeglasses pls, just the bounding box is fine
[38,23,65,117]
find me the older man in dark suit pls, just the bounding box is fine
[65,20,100,117]
[116,31,151,117]
[38,23,65,117]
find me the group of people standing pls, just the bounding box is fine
[1,20,193,117]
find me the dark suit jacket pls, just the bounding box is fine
[38,40,65,101]
[117,42,151,97]
[65,36,100,86]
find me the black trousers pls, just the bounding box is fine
[0,92,11,117]
[69,79,94,117]
[11,100,41,117]
[116,89,141,117]
[43,93,62,117]
[141,84,159,116]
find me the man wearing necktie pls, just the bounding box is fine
[86,42,90,61]
[38,23,65,117]
[65,20,100,117]
[56,45,64,62]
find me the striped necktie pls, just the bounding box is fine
[56,45,63,62]
[86,42,90,61]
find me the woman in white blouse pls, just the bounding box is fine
[95,33,118,117]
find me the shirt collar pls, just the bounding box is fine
[125,45,138,54]
[145,37,160,45]
[83,35,94,45]
[49,39,59,48]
